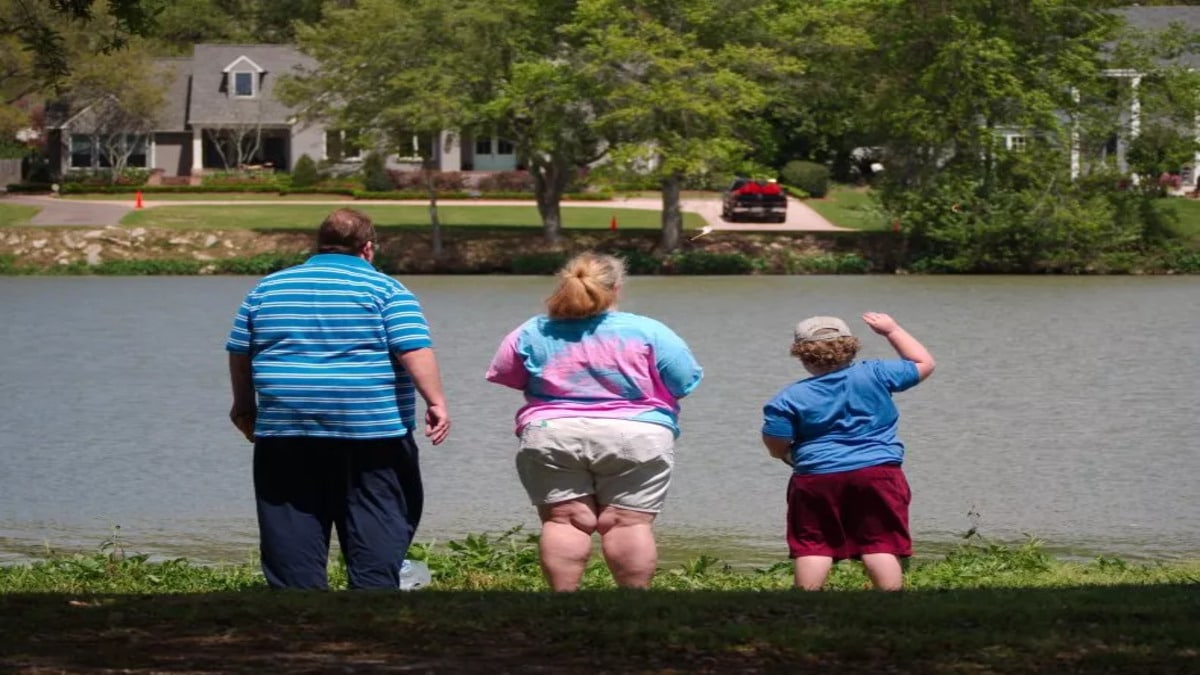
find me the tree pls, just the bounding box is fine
[0,0,159,85]
[569,0,790,251]
[62,43,166,181]
[857,0,1200,271]
[467,0,608,243]
[203,99,266,171]
[281,0,490,260]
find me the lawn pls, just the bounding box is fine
[1157,197,1200,240]
[0,203,41,226]
[805,185,890,231]
[119,204,704,230]
[2,531,1199,673]
[66,193,356,202]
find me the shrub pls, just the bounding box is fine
[362,152,392,192]
[290,155,318,188]
[509,252,569,274]
[477,171,534,193]
[666,252,756,274]
[389,170,466,192]
[616,250,662,275]
[201,169,276,186]
[63,168,150,186]
[91,259,205,275]
[785,252,871,274]
[781,161,830,198]
[215,253,308,275]
[5,182,54,193]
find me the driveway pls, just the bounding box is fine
[4,194,133,226]
[2,194,844,231]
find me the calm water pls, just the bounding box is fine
[1,275,1198,565]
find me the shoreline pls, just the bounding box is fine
[2,225,1196,275]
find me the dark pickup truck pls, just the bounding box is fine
[721,178,787,223]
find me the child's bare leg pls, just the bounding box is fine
[793,556,833,590]
[861,553,903,591]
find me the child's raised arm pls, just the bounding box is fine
[862,313,935,381]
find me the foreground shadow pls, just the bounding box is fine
[2,585,1198,673]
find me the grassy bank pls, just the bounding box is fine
[2,532,1198,673]
[805,186,890,231]
[118,204,703,230]
[0,203,39,226]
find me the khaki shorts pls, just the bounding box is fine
[516,417,675,513]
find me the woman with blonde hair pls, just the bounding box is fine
[486,252,703,590]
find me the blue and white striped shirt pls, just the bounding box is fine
[225,254,432,439]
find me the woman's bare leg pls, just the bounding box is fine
[537,497,598,591]
[596,506,658,588]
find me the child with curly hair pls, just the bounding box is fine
[761,313,934,591]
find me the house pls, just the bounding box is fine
[45,44,518,181]
[1096,6,1200,187]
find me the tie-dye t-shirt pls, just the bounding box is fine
[485,311,703,437]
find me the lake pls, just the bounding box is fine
[1,274,1198,566]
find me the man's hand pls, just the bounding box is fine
[424,402,450,445]
[862,312,899,336]
[229,405,255,443]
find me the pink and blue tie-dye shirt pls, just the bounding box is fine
[485,311,703,437]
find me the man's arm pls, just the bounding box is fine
[228,353,255,442]
[396,347,450,445]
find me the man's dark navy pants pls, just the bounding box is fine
[253,435,422,590]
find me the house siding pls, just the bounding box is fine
[153,132,192,176]
[290,123,324,169]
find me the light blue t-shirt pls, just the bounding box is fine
[762,359,920,475]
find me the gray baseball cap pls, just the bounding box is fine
[794,316,853,343]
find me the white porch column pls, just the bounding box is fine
[1193,111,1200,190]
[191,127,203,173]
[1069,87,1080,181]
[1130,75,1142,140]
[439,130,460,171]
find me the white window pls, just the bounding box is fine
[69,134,148,168]
[497,139,514,155]
[233,71,255,97]
[1006,135,1027,152]
[475,138,492,155]
[70,135,95,168]
[324,130,364,162]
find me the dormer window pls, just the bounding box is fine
[223,55,265,99]
[234,71,255,97]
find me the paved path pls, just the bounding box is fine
[2,194,845,231]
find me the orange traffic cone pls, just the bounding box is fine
[609,214,618,231]
[135,191,144,209]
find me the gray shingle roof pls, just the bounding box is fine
[152,57,191,132]
[44,57,191,131]
[186,44,315,126]
[1115,6,1200,69]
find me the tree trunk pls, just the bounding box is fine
[533,158,569,244]
[423,167,443,260]
[659,173,683,252]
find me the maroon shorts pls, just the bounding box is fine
[786,464,911,561]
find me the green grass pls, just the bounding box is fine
[1,531,1198,673]
[1157,197,1200,240]
[118,204,703,230]
[0,203,40,226]
[806,185,890,231]
[65,192,356,202]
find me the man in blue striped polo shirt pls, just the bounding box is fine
[226,208,450,590]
